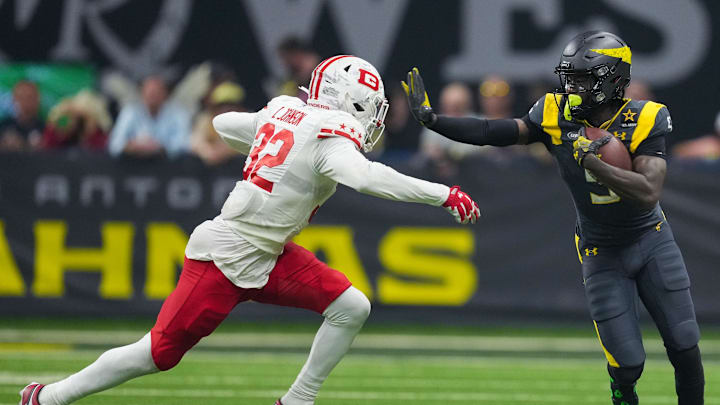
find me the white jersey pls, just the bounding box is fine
[186,96,449,288]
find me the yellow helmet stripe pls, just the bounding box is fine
[590,46,632,64]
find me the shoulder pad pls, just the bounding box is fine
[316,111,364,150]
[527,93,563,145]
[264,95,304,111]
[628,101,671,153]
[527,94,552,126]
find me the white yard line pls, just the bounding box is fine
[2,350,720,366]
[1,329,719,354]
[0,373,671,390]
[0,386,693,403]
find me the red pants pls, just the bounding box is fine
[150,242,352,370]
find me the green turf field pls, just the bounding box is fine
[1,320,718,404]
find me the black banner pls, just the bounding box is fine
[1,0,719,143]
[1,153,718,323]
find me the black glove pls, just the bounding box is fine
[401,67,436,126]
[572,133,613,167]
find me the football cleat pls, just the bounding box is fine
[19,382,45,405]
[274,400,283,405]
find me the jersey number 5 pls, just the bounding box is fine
[243,123,295,192]
[585,169,621,204]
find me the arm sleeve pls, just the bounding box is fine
[634,134,667,160]
[314,137,449,206]
[430,115,519,146]
[212,111,258,155]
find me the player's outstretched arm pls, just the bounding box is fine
[314,137,480,224]
[581,153,666,211]
[402,67,531,146]
[212,111,258,155]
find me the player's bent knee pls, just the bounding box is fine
[667,320,700,352]
[608,363,644,385]
[150,330,198,371]
[349,292,371,326]
[324,286,371,328]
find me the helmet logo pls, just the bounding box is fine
[358,69,380,91]
[589,46,632,65]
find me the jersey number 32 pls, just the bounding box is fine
[243,123,295,193]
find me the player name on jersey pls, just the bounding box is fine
[271,107,308,126]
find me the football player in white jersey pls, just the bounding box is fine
[20,55,480,405]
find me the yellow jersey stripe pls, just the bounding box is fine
[541,94,563,145]
[630,101,665,153]
[574,234,583,264]
[594,321,620,367]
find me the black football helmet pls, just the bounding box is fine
[554,31,632,119]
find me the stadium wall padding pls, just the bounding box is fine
[1,153,718,323]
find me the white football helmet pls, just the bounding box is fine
[305,55,389,152]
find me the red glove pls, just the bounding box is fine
[443,186,480,224]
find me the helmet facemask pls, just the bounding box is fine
[555,61,628,120]
[340,91,388,152]
[361,94,389,152]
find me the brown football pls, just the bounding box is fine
[583,127,632,171]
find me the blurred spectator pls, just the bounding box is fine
[671,114,720,161]
[191,81,246,165]
[0,80,43,151]
[478,75,552,165]
[108,75,191,159]
[379,84,419,162]
[624,80,655,101]
[420,82,480,164]
[418,82,479,177]
[672,134,720,161]
[102,62,214,122]
[41,90,111,151]
[478,75,513,119]
[276,37,320,101]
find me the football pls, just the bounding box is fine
[583,127,632,170]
